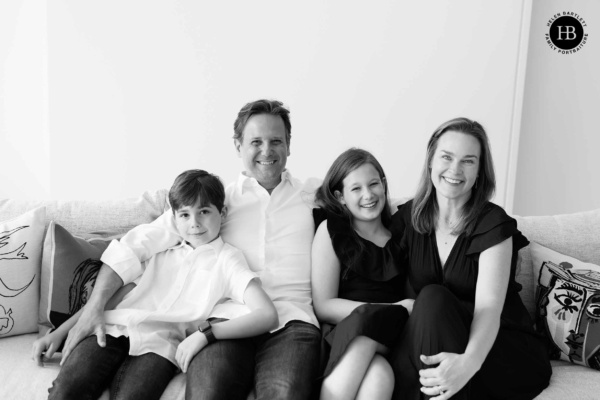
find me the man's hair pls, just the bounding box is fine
[233,99,291,145]
[411,117,496,236]
[169,169,225,213]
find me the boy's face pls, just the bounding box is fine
[174,201,225,248]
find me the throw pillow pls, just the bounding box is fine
[39,221,116,334]
[533,241,600,370]
[0,207,46,337]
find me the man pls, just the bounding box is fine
[62,99,322,400]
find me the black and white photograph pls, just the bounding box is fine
[1,1,598,399]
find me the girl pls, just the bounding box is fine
[311,148,412,400]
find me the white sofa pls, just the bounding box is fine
[1,191,599,400]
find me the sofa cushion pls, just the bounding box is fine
[38,221,118,335]
[532,242,600,371]
[0,207,46,337]
[0,189,170,238]
[514,208,600,319]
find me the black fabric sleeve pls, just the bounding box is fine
[466,203,529,255]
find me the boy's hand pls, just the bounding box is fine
[61,305,106,365]
[176,331,208,373]
[32,333,62,367]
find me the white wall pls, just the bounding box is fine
[514,0,600,216]
[2,1,530,208]
[0,0,50,199]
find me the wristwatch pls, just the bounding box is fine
[198,320,216,344]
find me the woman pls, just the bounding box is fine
[311,148,412,400]
[390,118,551,399]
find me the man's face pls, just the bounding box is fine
[235,113,290,191]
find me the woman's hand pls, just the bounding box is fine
[32,333,63,367]
[176,331,208,373]
[418,352,479,399]
[395,299,415,315]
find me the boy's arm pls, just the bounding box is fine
[211,280,278,338]
[176,280,277,372]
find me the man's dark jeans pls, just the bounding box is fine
[48,335,177,400]
[186,320,321,400]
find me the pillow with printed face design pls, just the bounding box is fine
[39,221,115,334]
[533,242,600,370]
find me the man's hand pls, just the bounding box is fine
[176,331,208,373]
[60,305,106,365]
[32,333,62,367]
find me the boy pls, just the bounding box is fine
[36,170,278,400]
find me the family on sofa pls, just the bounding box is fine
[32,99,552,400]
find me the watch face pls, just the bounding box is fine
[199,321,211,332]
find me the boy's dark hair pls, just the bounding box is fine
[169,170,225,213]
[233,99,291,146]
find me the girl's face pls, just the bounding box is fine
[337,163,386,224]
[430,130,481,204]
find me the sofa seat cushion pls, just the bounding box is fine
[534,360,600,399]
[0,333,185,400]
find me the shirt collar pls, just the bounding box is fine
[175,235,225,254]
[235,169,295,195]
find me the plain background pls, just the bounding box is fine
[1,0,598,216]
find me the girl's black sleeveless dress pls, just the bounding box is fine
[313,208,408,377]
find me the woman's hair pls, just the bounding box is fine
[315,148,391,267]
[169,169,225,213]
[412,117,496,236]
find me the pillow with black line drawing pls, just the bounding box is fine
[0,207,46,337]
[532,241,600,370]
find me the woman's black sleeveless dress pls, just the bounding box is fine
[388,200,551,400]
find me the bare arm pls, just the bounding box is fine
[34,282,135,366]
[32,308,82,366]
[211,280,278,338]
[176,280,278,372]
[311,221,371,324]
[419,237,512,398]
[60,263,124,365]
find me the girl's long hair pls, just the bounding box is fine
[412,117,495,236]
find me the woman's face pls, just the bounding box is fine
[337,163,386,224]
[430,130,481,204]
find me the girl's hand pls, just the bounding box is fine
[32,333,63,367]
[175,331,208,373]
[418,352,479,399]
[395,298,415,315]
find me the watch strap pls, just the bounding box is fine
[198,321,216,344]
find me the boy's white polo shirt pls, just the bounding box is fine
[103,236,257,366]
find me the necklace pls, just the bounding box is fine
[438,219,457,245]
